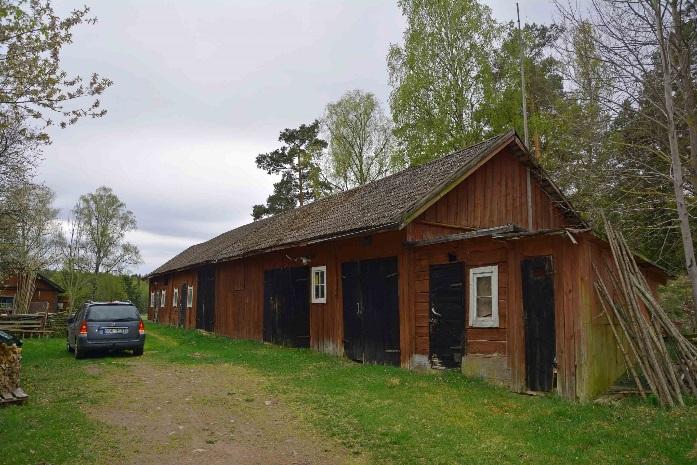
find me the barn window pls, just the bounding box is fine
[150,292,155,308]
[0,296,14,310]
[173,288,179,308]
[469,265,499,327]
[160,289,166,308]
[311,266,327,303]
[187,285,193,308]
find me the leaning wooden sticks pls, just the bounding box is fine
[594,218,697,407]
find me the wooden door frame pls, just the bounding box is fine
[521,255,556,392]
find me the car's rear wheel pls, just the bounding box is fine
[133,346,144,356]
[67,340,74,353]
[74,342,85,359]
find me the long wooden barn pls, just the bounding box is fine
[148,130,666,401]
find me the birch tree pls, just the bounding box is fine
[55,209,90,311]
[555,0,697,321]
[73,186,141,297]
[4,183,59,313]
[387,0,500,164]
[321,90,399,191]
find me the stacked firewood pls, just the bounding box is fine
[594,218,697,407]
[0,342,21,394]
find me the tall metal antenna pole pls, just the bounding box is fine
[517,3,529,148]
[518,3,534,231]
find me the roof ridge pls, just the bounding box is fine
[252,131,512,220]
[148,131,517,276]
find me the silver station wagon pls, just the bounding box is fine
[67,301,145,359]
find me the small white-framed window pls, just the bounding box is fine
[161,289,166,308]
[469,265,499,328]
[150,292,155,308]
[187,285,193,308]
[311,266,327,303]
[173,288,179,308]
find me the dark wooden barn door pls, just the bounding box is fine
[178,284,187,328]
[341,261,363,362]
[429,263,465,368]
[263,266,310,348]
[521,256,556,392]
[196,266,215,332]
[341,256,400,366]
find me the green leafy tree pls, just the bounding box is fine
[0,0,111,280]
[321,90,400,191]
[482,23,569,154]
[387,0,500,164]
[73,186,141,297]
[54,210,90,311]
[122,274,148,313]
[0,0,112,138]
[3,182,60,313]
[544,21,614,218]
[252,120,328,220]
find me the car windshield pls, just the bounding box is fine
[86,305,139,322]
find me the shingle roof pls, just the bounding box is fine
[149,131,579,276]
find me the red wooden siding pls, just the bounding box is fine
[148,270,197,327]
[148,146,668,400]
[407,149,571,241]
[1,275,61,313]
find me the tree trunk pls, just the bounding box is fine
[91,260,101,299]
[653,0,697,324]
[672,0,697,221]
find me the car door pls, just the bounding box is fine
[68,310,78,339]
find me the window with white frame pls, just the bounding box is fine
[187,285,193,308]
[150,292,155,308]
[311,266,327,303]
[469,265,499,327]
[161,289,166,308]
[173,288,179,308]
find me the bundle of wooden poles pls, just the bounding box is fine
[594,218,697,407]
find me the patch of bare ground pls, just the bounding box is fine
[88,359,366,465]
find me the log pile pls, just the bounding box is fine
[594,218,697,407]
[0,342,21,394]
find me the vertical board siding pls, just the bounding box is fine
[407,149,571,242]
[156,231,411,365]
[148,270,197,327]
[146,141,668,401]
[1,275,60,313]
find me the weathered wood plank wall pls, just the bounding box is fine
[1,275,61,313]
[407,150,570,241]
[147,145,667,400]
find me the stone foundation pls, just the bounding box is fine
[461,354,511,387]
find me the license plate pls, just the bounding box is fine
[103,327,128,334]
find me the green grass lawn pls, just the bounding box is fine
[1,324,696,465]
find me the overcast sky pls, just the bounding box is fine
[39,0,564,274]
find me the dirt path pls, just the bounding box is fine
[86,359,366,465]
